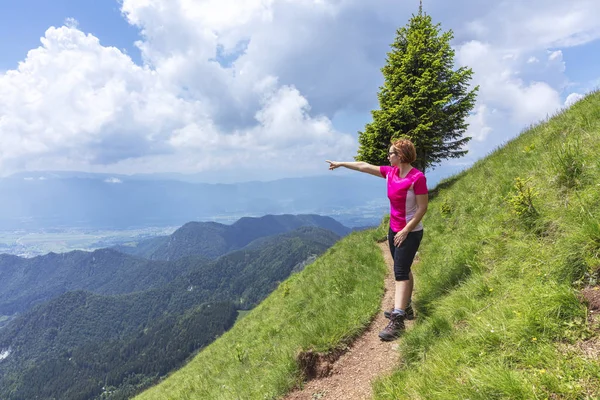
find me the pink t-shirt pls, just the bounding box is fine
[380,166,428,232]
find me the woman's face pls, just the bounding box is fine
[388,146,400,165]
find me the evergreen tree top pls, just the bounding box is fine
[356,1,478,172]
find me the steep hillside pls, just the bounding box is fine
[136,92,600,399]
[371,92,600,398]
[114,214,351,261]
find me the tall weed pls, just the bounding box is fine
[549,135,585,189]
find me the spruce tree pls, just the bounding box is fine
[356,2,478,172]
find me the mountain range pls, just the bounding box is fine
[0,214,346,399]
[113,213,351,260]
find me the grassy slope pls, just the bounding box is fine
[137,92,600,400]
[374,92,600,399]
[135,226,388,400]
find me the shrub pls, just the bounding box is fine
[505,177,539,227]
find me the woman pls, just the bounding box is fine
[326,137,428,341]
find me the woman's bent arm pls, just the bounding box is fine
[393,194,428,246]
[326,160,382,177]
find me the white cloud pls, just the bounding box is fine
[466,105,493,142]
[1,0,600,179]
[0,26,182,169]
[548,50,562,61]
[64,17,79,29]
[104,177,123,184]
[0,19,356,177]
[457,41,562,125]
[565,92,584,107]
[459,0,600,50]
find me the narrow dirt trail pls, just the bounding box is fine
[283,242,409,400]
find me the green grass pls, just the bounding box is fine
[137,92,600,400]
[373,91,600,399]
[135,225,388,400]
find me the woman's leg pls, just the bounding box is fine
[380,231,423,340]
[392,231,423,310]
[394,271,414,310]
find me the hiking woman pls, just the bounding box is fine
[326,137,428,341]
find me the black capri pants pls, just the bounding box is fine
[388,227,423,281]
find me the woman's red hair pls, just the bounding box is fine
[391,138,417,164]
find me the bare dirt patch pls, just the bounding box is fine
[581,286,600,311]
[283,242,408,400]
[575,285,600,360]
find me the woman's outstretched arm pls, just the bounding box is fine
[326,160,382,178]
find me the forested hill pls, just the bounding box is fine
[0,214,350,318]
[0,249,188,316]
[0,226,340,400]
[113,213,351,261]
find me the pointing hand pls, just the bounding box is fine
[326,160,341,170]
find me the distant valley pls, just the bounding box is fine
[0,172,391,232]
[0,168,462,257]
[0,168,461,231]
[0,214,348,400]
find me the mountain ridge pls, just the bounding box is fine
[0,214,349,317]
[0,226,341,400]
[114,213,351,260]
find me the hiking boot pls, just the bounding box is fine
[378,312,405,341]
[384,302,415,320]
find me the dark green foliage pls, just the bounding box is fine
[0,249,195,316]
[0,215,349,317]
[1,302,237,400]
[356,7,477,172]
[0,227,340,400]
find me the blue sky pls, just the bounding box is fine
[561,43,600,90]
[1,0,599,182]
[0,0,141,70]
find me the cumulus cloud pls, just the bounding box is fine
[465,105,493,142]
[459,0,600,49]
[457,41,562,125]
[565,92,585,107]
[1,0,600,178]
[0,16,356,177]
[0,26,187,169]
